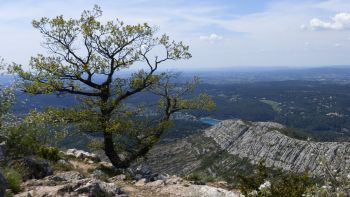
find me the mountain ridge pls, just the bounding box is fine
[205,120,350,174]
[146,119,350,182]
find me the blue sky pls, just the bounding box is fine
[1,0,350,69]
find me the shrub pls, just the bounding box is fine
[37,146,60,162]
[185,171,215,184]
[5,191,14,197]
[238,161,314,197]
[3,168,22,194]
[271,171,314,197]
[5,124,40,156]
[238,161,267,195]
[3,109,68,158]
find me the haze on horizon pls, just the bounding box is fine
[1,0,350,70]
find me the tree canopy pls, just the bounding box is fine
[11,5,215,168]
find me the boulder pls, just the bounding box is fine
[73,179,122,196]
[127,164,158,181]
[17,178,123,197]
[134,178,147,187]
[9,157,53,181]
[0,170,6,197]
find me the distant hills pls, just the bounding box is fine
[182,66,350,84]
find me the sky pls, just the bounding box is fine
[1,0,350,69]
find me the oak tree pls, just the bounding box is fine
[12,6,215,168]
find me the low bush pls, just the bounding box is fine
[3,167,22,194]
[37,146,60,162]
[238,161,314,197]
[185,171,215,184]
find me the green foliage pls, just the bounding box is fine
[3,109,66,157]
[5,191,14,197]
[239,161,314,197]
[3,168,22,194]
[0,58,15,130]
[37,146,60,162]
[270,171,314,197]
[186,172,202,182]
[5,124,42,156]
[185,172,215,183]
[238,161,268,195]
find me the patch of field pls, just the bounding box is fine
[260,99,282,113]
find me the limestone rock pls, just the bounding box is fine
[134,178,147,187]
[72,179,122,196]
[49,171,84,182]
[17,177,122,197]
[127,164,158,181]
[205,120,350,175]
[111,174,127,181]
[63,149,100,163]
[159,184,239,197]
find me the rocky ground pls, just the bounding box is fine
[1,148,240,197]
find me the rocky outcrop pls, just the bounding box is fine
[63,149,101,163]
[146,119,350,182]
[17,171,123,197]
[127,164,160,181]
[0,170,6,197]
[125,175,240,197]
[16,170,240,197]
[205,120,350,174]
[158,184,238,197]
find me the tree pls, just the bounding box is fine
[0,59,15,129]
[11,5,215,168]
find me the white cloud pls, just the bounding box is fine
[199,34,223,42]
[1,0,350,68]
[310,12,350,30]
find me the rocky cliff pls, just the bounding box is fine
[205,120,350,174]
[146,119,350,181]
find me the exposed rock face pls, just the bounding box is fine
[124,175,240,197]
[16,171,240,197]
[205,120,350,174]
[159,184,238,197]
[9,157,53,181]
[127,164,159,181]
[146,119,350,181]
[17,172,122,197]
[0,170,6,197]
